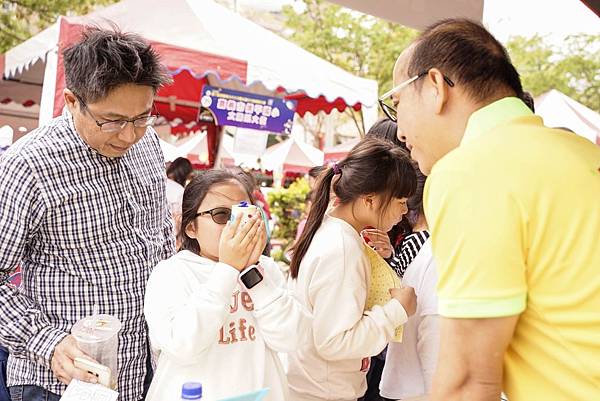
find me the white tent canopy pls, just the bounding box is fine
[261,137,324,173]
[175,131,209,163]
[158,131,209,163]
[535,90,600,145]
[158,139,182,163]
[3,0,378,126]
[215,133,236,168]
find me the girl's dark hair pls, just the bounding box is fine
[365,118,402,147]
[179,169,254,254]
[289,137,417,279]
[167,157,193,187]
[406,168,427,228]
[365,118,418,239]
[308,165,326,179]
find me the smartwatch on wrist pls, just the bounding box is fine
[240,265,263,289]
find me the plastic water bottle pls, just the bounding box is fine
[181,382,202,400]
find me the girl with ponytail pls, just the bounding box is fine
[287,137,418,401]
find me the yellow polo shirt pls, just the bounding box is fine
[425,97,600,400]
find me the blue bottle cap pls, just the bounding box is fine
[238,201,249,207]
[181,382,202,399]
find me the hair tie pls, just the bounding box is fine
[332,163,342,175]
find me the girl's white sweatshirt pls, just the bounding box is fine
[144,250,310,401]
[287,215,408,401]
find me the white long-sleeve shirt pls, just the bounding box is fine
[144,250,310,401]
[287,215,408,401]
[380,239,440,400]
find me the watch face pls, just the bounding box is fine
[242,267,263,289]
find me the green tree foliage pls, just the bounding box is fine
[0,0,118,53]
[282,0,418,95]
[282,1,599,112]
[267,178,310,246]
[507,34,600,112]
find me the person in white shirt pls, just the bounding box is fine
[287,137,419,401]
[166,157,193,247]
[379,170,440,401]
[144,169,310,401]
[165,177,184,216]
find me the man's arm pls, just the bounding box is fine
[432,315,518,401]
[0,151,66,365]
[0,151,102,385]
[162,202,176,259]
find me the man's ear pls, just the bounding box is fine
[63,89,78,113]
[426,68,450,115]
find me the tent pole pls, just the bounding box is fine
[39,47,58,126]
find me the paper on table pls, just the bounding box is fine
[217,388,269,401]
[59,379,118,401]
[364,244,403,342]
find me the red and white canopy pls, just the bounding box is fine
[1,0,378,129]
[324,138,361,162]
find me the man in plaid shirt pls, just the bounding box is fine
[0,27,175,401]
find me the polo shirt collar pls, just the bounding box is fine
[462,97,533,145]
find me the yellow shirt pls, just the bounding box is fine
[425,97,600,400]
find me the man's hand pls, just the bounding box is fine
[50,335,99,385]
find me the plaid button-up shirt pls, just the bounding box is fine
[0,109,175,400]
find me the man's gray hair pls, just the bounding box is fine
[63,25,172,104]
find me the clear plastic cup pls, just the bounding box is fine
[71,314,122,390]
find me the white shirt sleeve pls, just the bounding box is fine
[144,260,239,362]
[416,243,439,317]
[416,314,440,393]
[414,242,440,392]
[242,257,313,353]
[308,238,408,361]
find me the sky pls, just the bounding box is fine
[482,0,599,45]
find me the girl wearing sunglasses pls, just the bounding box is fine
[144,169,310,401]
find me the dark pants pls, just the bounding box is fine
[8,386,60,401]
[0,347,9,401]
[358,352,386,401]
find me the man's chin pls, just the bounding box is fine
[410,150,432,175]
[101,145,130,158]
[418,160,432,176]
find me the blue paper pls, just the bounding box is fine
[216,388,269,401]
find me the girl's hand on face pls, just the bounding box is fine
[246,219,267,267]
[362,228,394,259]
[219,213,261,271]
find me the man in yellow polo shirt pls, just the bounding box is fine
[380,19,600,401]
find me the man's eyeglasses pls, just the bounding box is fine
[195,207,232,225]
[378,70,455,122]
[76,95,158,134]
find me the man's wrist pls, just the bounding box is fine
[29,327,69,369]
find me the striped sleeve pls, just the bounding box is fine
[0,151,68,367]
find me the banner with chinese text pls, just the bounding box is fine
[200,85,296,134]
